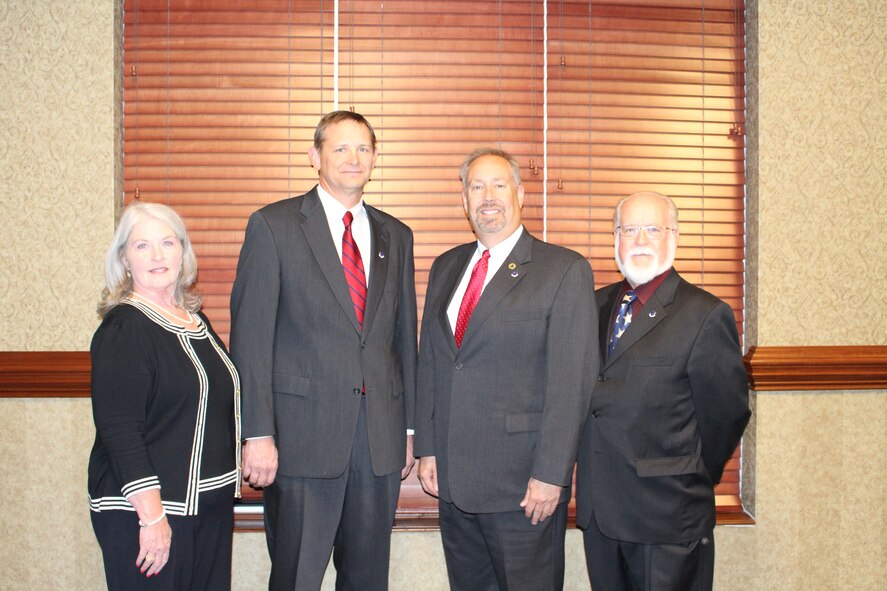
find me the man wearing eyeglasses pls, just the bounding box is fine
[575,191,750,591]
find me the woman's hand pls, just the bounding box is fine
[137,517,172,577]
[129,490,173,577]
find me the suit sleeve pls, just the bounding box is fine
[531,256,599,486]
[395,227,419,430]
[230,211,281,439]
[413,257,441,457]
[687,301,750,484]
[90,317,161,498]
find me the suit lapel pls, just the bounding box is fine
[457,231,533,351]
[362,206,389,336]
[599,286,620,366]
[299,190,362,334]
[437,245,475,356]
[604,270,680,367]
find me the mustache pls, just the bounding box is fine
[475,201,504,214]
[627,247,656,257]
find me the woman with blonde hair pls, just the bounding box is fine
[87,202,241,590]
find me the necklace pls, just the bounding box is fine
[128,292,195,326]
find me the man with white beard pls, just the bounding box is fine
[575,191,750,591]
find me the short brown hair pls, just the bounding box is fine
[313,110,377,150]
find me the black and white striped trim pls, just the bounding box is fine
[120,475,160,499]
[88,469,238,515]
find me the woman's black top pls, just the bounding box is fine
[88,299,241,516]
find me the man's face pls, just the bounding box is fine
[615,193,678,287]
[308,120,378,204]
[461,154,524,247]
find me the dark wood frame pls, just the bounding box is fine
[7,347,883,397]
[5,346,884,530]
[743,346,887,391]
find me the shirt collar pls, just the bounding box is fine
[316,184,366,225]
[475,225,524,258]
[620,267,673,306]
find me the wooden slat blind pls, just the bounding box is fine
[122,0,747,518]
[546,0,745,321]
[542,0,746,515]
[336,0,546,313]
[123,1,331,338]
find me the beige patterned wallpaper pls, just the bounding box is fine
[755,0,887,345]
[0,0,117,351]
[0,1,884,590]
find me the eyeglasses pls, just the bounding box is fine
[615,225,676,241]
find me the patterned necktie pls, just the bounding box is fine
[454,250,490,348]
[607,290,637,355]
[342,211,367,329]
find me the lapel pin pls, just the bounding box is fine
[507,262,517,270]
[649,311,657,318]
[511,270,519,278]
[378,251,385,259]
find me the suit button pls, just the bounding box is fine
[455,363,463,370]
[352,388,361,396]
[597,375,607,382]
[701,536,710,546]
[591,410,600,418]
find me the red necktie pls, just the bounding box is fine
[454,250,490,348]
[342,211,367,329]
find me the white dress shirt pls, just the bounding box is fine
[316,185,372,287]
[446,225,525,334]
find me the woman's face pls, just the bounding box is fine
[124,216,183,299]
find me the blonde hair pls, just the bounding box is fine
[97,202,201,318]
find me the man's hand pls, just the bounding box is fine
[242,437,279,488]
[401,434,416,480]
[418,456,439,498]
[519,477,562,525]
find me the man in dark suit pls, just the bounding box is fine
[575,191,750,591]
[229,111,417,591]
[414,148,598,591]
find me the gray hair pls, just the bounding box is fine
[459,148,522,191]
[613,191,679,230]
[98,202,200,318]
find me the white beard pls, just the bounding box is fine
[615,236,676,287]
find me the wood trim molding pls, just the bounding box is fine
[0,351,90,397]
[3,347,884,399]
[234,502,757,532]
[744,346,887,391]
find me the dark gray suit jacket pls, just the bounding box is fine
[230,188,417,478]
[414,230,598,514]
[576,269,749,544]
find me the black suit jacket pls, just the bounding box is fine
[230,188,417,478]
[414,230,598,513]
[576,269,749,544]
